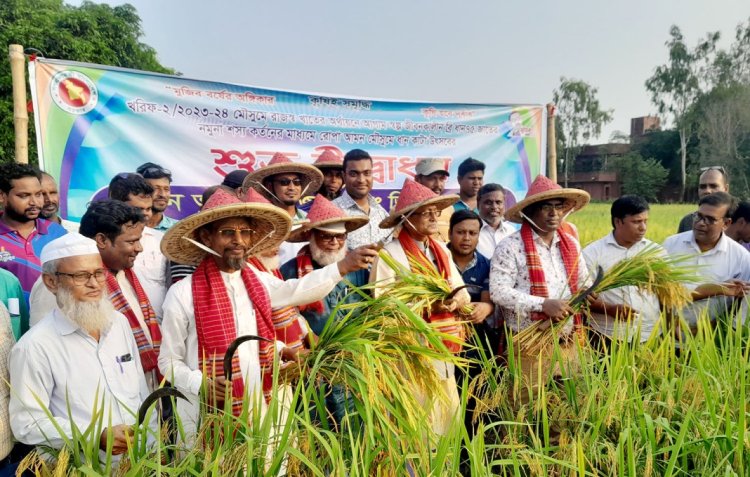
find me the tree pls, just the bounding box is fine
[0,0,176,164]
[553,77,613,187]
[610,153,669,202]
[645,25,719,201]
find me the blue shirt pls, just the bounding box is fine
[153,214,178,232]
[454,251,490,302]
[453,200,479,215]
[279,257,369,336]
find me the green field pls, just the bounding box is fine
[569,202,696,247]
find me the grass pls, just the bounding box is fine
[569,203,695,247]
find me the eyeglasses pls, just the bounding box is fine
[538,202,567,213]
[317,232,347,243]
[415,209,441,219]
[140,166,172,179]
[274,178,302,187]
[692,212,726,226]
[55,269,107,285]
[217,228,255,240]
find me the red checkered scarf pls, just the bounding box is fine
[192,257,276,415]
[398,231,463,353]
[105,269,162,377]
[520,222,582,326]
[294,245,325,315]
[247,257,307,351]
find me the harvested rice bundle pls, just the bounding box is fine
[513,245,700,354]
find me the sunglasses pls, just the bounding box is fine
[700,166,726,175]
[140,166,172,179]
[274,178,302,187]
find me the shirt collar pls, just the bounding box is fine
[338,190,376,212]
[52,308,83,336]
[687,231,730,254]
[0,214,48,235]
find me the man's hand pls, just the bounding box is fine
[466,302,494,324]
[100,424,133,455]
[541,299,573,322]
[722,279,750,297]
[337,244,380,275]
[281,346,308,363]
[207,376,228,407]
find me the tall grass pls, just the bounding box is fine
[13,271,750,476]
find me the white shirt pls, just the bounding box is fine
[60,219,79,233]
[662,231,750,290]
[133,227,168,319]
[0,303,14,461]
[477,220,515,259]
[582,233,662,342]
[158,262,343,436]
[490,229,589,334]
[279,241,306,266]
[29,276,57,327]
[9,309,151,451]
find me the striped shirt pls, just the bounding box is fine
[0,215,67,300]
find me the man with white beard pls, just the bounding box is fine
[279,194,369,426]
[9,233,151,461]
[279,194,369,337]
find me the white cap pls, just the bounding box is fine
[415,158,450,177]
[40,233,100,265]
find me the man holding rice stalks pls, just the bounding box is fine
[157,188,378,442]
[663,191,750,337]
[489,175,591,393]
[369,178,471,436]
[582,195,664,346]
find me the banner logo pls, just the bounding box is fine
[50,70,98,115]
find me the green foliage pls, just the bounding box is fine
[0,0,175,164]
[609,152,669,202]
[553,77,613,187]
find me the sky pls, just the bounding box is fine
[69,0,750,144]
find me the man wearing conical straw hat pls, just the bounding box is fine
[370,178,471,436]
[279,193,370,426]
[242,152,324,265]
[312,149,345,201]
[489,175,591,393]
[157,188,377,440]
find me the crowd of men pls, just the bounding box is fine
[0,152,747,473]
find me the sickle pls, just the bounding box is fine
[137,387,189,425]
[569,265,605,308]
[223,335,273,382]
[445,284,483,301]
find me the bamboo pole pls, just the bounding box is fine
[9,44,28,164]
[546,103,557,182]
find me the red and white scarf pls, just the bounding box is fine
[248,257,308,351]
[520,222,582,327]
[294,245,325,315]
[398,231,463,353]
[105,269,162,377]
[192,258,276,415]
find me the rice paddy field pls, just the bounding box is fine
[569,202,696,247]
[17,203,750,477]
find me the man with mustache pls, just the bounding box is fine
[10,233,152,461]
[453,158,485,214]
[136,162,178,232]
[490,175,590,394]
[476,183,515,259]
[158,189,377,439]
[39,172,79,233]
[243,152,324,265]
[415,157,453,241]
[370,178,471,436]
[0,163,66,332]
[583,195,663,346]
[313,150,345,201]
[663,191,750,337]
[29,201,163,393]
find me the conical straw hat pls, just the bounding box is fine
[504,175,590,224]
[242,152,324,202]
[287,194,368,243]
[379,178,458,229]
[161,188,291,265]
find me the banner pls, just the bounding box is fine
[29,58,546,221]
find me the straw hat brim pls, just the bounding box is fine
[287,216,369,243]
[379,194,459,229]
[504,188,590,224]
[242,163,324,202]
[161,203,292,265]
